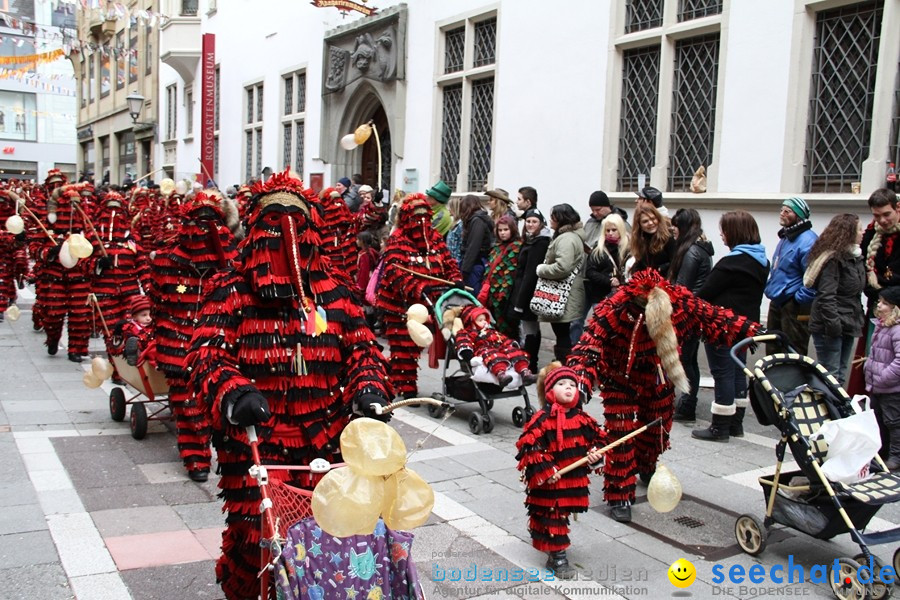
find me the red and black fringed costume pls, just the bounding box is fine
[455,306,530,381]
[89,192,144,350]
[318,187,359,286]
[568,270,760,507]
[28,184,95,360]
[28,171,64,331]
[147,192,240,479]
[374,193,462,397]
[0,189,27,316]
[516,366,606,552]
[477,235,522,339]
[128,188,156,251]
[185,171,393,600]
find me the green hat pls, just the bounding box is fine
[782,196,810,220]
[425,180,452,204]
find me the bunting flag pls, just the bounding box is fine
[0,68,76,96]
[0,48,65,66]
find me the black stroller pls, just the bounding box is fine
[426,289,534,434]
[732,332,900,600]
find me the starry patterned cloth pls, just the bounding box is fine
[276,518,424,600]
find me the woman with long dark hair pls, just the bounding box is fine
[535,204,587,361]
[478,214,522,338]
[509,209,552,371]
[631,205,675,277]
[458,194,493,294]
[796,213,865,386]
[669,208,713,423]
[691,210,769,440]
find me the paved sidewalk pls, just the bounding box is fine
[2,291,898,599]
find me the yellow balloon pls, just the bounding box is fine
[82,372,102,389]
[340,418,407,476]
[91,356,114,380]
[311,468,384,537]
[354,123,373,145]
[647,463,683,513]
[5,305,20,321]
[382,468,434,531]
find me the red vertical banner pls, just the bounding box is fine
[200,33,216,184]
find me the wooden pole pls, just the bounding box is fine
[133,167,164,185]
[18,203,57,246]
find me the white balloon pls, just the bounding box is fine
[67,233,94,259]
[48,212,57,224]
[5,214,24,234]
[340,133,358,151]
[647,463,683,513]
[58,240,78,268]
[175,180,187,195]
[5,305,20,321]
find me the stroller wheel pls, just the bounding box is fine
[109,387,126,422]
[831,558,872,600]
[130,402,148,440]
[428,394,448,418]
[484,397,494,411]
[853,554,892,600]
[481,412,494,434]
[512,406,525,427]
[468,412,483,434]
[524,406,535,421]
[734,514,767,556]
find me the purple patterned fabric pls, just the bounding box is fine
[276,518,424,600]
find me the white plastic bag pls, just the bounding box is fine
[811,396,881,483]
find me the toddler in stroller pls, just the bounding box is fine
[455,305,537,388]
[121,294,156,367]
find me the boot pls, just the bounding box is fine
[608,501,631,523]
[124,337,140,366]
[730,401,748,437]
[523,335,540,373]
[692,412,732,442]
[672,394,697,422]
[497,373,513,388]
[885,427,900,471]
[47,339,58,356]
[546,550,575,580]
[520,369,537,386]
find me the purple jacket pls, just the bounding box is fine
[865,321,900,394]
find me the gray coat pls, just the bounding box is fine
[535,224,587,323]
[803,250,866,338]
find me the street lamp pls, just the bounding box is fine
[126,91,145,123]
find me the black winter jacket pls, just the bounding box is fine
[585,243,629,304]
[461,211,494,275]
[805,251,866,338]
[632,235,676,278]
[509,232,551,321]
[697,251,769,322]
[673,239,714,293]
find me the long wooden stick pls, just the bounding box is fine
[198,158,216,188]
[134,167,164,185]
[550,417,664,481]
[395,264,473,290]
[88,293,111,338]
[17,202,57,246]
[372,397,451,415]
[72,201,109,257]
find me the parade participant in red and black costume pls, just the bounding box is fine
[568,269,760,523]
[147,190,241,482]
[318,186,359,286]
[375,193,462,397]
[516,363,607,579]
[28,169,67,331]
[89,190,144,374]
[455,305,536,387]
[186,170,393,600]
[0,188,28,319]
[128,187,155,250]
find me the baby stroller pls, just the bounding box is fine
[426,289,534,434]
[732,332,900,600]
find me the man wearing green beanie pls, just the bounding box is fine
[764,196,817,354]
[425,180,453,236]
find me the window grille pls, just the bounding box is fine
[677,0,722,22]
[283,124,291,171]
[668,33,720,192]
[245,131,253,181]
[468,78,494,192]
[181,0,198,16]
[295,121,305,174]
[444,27,465,74]
[257,88,264,122]
[473,18,496,68]
[618,46,660,191]
[296,73,306,113]
[284,76,293,116]
[246,88,253,124]
[804,1,883,193]
[166,85,177,141]
[625,0,662,33]
[185,90,193,136]
[256,130,263,177]
[440,84,462,192]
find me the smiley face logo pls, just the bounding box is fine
[668,558,696,588]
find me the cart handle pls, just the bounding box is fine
[730,331,795,368]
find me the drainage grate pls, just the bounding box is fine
[674,515,705,529]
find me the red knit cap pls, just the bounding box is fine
[544,366,578,398]
[130,295,151,315]
[461,306,491,328]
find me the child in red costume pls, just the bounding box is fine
[122,295,156,367]
[516,363,607,579]
[455,305,536,387]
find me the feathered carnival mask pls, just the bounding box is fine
[242,170,325,299]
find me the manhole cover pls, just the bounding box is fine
[593,493,791,560]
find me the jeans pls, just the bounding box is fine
[811,334,858,387]
[680,337,701,402]
[569,302,595,347]
[463,261,486,296]
[705,343,747,407]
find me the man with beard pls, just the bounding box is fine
[186,171,393,600]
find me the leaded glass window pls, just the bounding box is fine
[804,0,884,193]
[678,0,722,22]
[473,18,496,68]
[295,121,305,174]
[668,34,720,192]
[625,0,662,33]
[618,46,660,191]
[440,84,462,192]
[444,27,465,74]
[468,78,494,191]
[284,76,293,116]
[297,73,306,113]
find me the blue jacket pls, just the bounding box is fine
[764,223,817,307]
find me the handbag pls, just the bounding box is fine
[529,270,577,319]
